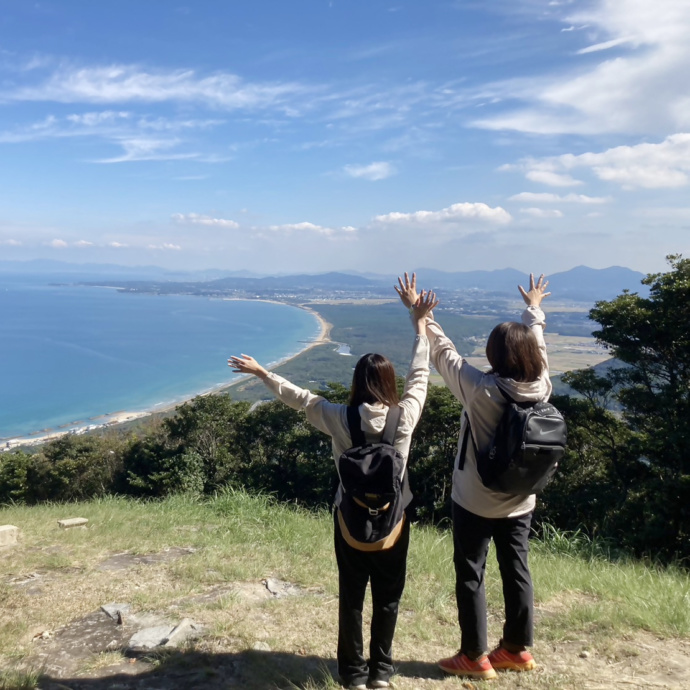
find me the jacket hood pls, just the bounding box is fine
[357,401,389,434]
[496,374,552,403]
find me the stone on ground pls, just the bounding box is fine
[57,517,88,529]
[0,524,19,546]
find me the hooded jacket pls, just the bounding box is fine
[426,306,552,519]
[261,335,430,506]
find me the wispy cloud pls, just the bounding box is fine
[3,64,312,112]
[0,238,21,246]
[473,0,690,135]
[343,161,396,181]
[46,238,68,248]
[172,213,239,229]
[509,192,610,204]
[97,138,198,163]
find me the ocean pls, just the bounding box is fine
[0,276,320,439]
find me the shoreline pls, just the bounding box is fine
[1,301,333,452]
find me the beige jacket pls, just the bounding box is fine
[426,307,552,519]
[262,335,430,504]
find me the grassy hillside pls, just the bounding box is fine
[1,492,688,689]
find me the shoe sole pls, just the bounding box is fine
[491,660,536,672]
[438,662,498,679]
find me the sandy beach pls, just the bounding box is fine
[1,302,332,452]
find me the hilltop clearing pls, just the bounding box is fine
[1,493,688,689]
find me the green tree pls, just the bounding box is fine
[549,255,690,559]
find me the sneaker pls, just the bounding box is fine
[438,651,497,679]
[347,685,367,690]
[368,681,390,688]
[488,646,536,671]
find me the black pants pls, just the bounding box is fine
[452,502,534,657]
[333,511,410,687]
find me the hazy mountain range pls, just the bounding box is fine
[0,260,647,302]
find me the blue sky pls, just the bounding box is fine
[0,0,688,274]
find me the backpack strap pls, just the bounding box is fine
[346,406,366,447]
[381,405,402,446]
[496,385,516,404]
[458,412,478,471]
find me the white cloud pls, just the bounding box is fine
[74,240,94,247]
[97,137,198,163]
[520,208,564,218]
[108,241,128,248]
[525,170,583,187]
[509,192,611,204]
[172,213,239,229]
[4,64,310,112]
[344,161,396,181]
[473,0,690,135]
[266,222,357,237]
[47,239,68,248]
[0,239,21,246]
[512,133,690,190]
[374,202,512,225]
[66,111,130,126]
[148,243,182,250]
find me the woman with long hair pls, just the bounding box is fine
[396,272,551,680]
[228,289,437,690]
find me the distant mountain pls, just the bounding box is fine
[407,265,646,301]
[0,260,262,282]
[546,265,647,301]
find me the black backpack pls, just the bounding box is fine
[459,388,567,495]
[336,405,412,551]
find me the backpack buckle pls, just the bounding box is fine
[368,507,380,516]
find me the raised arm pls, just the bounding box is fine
[228,354,340,436]
[396,290,437,431]
[518,273,551,372]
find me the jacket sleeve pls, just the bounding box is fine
[261,374,343,437]
[426,317,484,406]
[522,306,549,372]
[522,305,553,399]
[397,334,430,434]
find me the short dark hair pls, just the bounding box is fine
[349,353,400,407]
[486,321,544,382]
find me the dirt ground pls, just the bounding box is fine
[5,547,689,690]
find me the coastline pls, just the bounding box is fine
[1,301,332,452]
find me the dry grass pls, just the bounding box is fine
[0,491,688,689]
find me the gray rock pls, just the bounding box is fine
[252,641,272,652]
[128,625,175,651]
[100,603,132,621]
[163,618,201,647]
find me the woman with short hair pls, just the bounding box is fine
[228,289,437,690]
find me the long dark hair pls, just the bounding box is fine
[486,321,544,382]
[349,353,399,407]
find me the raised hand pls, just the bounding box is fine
[518,273,551,307]
[411,289,439,322]
[394,272,419,308]
[227,354,269,379]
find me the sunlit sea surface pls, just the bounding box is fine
[0,276,319,438]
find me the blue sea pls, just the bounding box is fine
[0,276,320,439]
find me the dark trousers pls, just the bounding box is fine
[452,502,534,657]
[333,511,410,687]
